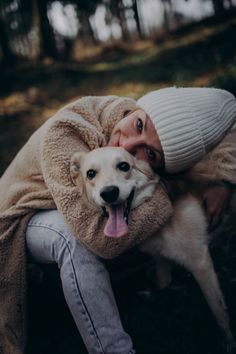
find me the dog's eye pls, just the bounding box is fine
[87,169,96,180]
[117,162,130,172]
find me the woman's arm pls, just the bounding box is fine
[41,112,172,259]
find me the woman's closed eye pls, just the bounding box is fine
[136,118,143,133]
[146,148,164,168]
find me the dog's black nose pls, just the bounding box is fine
[100,185,119,203]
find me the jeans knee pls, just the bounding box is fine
[51,228,77,268]
[27,210,77,266]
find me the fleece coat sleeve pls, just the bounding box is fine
[0,95,172,354]
[40,97,172,259]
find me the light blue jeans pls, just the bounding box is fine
[26,209,135,354]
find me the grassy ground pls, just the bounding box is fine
[1,12,236,354]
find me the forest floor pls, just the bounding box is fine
[1,11,236,354]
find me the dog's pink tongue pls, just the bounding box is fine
[104,205,128,238]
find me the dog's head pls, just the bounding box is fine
[70,147,159,238]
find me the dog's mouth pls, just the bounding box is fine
[102,189,135,238]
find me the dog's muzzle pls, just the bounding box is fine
[102,188,135,238]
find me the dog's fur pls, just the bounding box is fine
[70,146,234,348]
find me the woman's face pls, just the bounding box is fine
[108,109,164,170]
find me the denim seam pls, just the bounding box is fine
[27,223,105,354]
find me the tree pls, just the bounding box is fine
[74,0,100,44]
[0,15,15,63]
[199,0,227,15]
[108,0,133,41]
[211,0,226,14]
[35,0,59,60]
[0,0,33,63]
[131,0,143,38]
[160,0,173,31]
[227,0,234,8]
[78,12,97,44]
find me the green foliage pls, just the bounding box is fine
[209,64,236,95]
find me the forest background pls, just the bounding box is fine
[0,1,236,353]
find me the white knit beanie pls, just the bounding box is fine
[137,87,236,173]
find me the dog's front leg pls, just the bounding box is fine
[159,230,235,350]
[187,247,235,350]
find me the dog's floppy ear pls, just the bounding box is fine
[70,152,86,185]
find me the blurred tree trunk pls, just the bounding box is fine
[114,0,130,41]
[132,0,143,38]
[211,0,226,14]
[35,0,59,60]
[0,17,15,63]
[161,0,172,31]
[108,0,130,41]
[77,11,98,44]
[226,0,233,8]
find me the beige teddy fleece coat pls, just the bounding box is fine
[0,96,173,354]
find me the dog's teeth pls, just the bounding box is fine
[124,212,129,224]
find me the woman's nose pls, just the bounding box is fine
[120,138,136,154]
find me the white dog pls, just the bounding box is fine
[70,146,234,349]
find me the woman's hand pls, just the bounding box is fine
[202,184,232,231]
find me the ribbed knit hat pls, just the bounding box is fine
[137,87,236,173]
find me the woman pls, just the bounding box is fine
[0,87,235,354]
[119,87,236,228]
